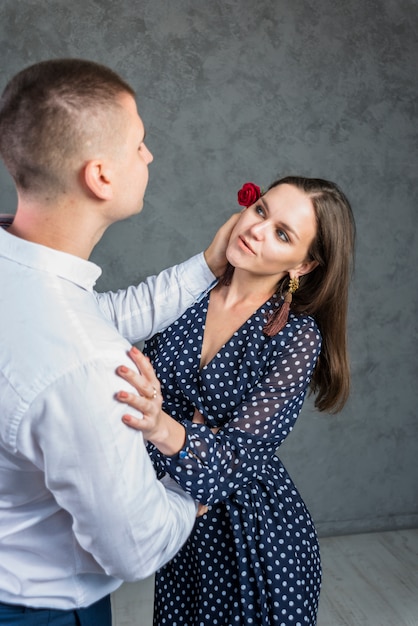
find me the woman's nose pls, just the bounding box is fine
[250,220,266,239]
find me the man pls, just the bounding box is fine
[0,59,235,625]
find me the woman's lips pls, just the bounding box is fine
[238,236,255,254]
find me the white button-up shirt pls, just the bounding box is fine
[0,225,215,609]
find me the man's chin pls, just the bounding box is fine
[126,202,144,219]
[135,201,144,215]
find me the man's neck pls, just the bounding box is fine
[8,201,107,260]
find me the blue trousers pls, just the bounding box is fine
[0,594,111,625]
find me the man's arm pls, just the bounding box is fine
[95,252,215,343]
[19,355,196,581]
[95,214,239,343]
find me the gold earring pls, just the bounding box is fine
[288,276,299,295]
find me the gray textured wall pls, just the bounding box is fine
[1,0,417,548]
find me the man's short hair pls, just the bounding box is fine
[0,58,135,194]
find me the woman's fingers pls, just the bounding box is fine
[116,346,161,401]
[115,349,164,439]
[117,392,163,439]
[116,387,160,430]
[129,346,161,396]
[121,412,145,431]
[128,346,157,378]
[116,364,155,400]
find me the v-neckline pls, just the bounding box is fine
[198,291,277,372]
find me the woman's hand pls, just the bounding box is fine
[116,347,163,439]
[116,347,186,454]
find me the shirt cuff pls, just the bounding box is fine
[177,252,217,302]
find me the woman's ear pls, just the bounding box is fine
[83,160,113,201]
[296,258,319,278]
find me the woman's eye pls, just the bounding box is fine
[255,205,264,216]
[277,229,289,242]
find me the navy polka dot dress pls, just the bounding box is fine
[144,291,322,625]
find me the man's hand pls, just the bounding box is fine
[203,213,240,277]
[196,503,209,517]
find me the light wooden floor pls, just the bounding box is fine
[317,528,418,626]
[112,528,418,626]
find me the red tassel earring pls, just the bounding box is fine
[264,276,299,336]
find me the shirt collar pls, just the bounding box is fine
[0,219,102,292]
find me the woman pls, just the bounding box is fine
[116,176,356,625]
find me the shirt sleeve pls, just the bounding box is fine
[17,356,197,582]
[158,319,321,505]
[94,253,216,343]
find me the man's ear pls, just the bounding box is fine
[83,160,113,201]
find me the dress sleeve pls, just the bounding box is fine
[160,318,321,505]
[94,253,215,343]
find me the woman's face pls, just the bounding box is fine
[226,183,318,283]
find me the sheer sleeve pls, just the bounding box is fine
[158,316,321,505]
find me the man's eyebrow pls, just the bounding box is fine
[260,196,300,240]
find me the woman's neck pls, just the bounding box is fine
[217,268,280,309]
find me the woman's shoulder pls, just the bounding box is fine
[272,311,321,347]
[288,310,319,331]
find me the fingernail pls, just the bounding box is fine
[130,346,140,355]
[118,366,129,374]
[118,391,129,399]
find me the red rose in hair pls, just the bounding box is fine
[237,182,262,207]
